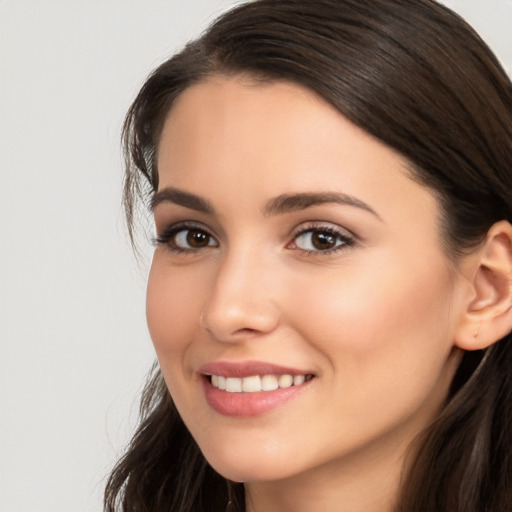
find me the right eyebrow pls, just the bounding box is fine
[150,187,215,214]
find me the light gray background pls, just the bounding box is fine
[1,1,510,511]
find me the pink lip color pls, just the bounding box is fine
[199,360,309,378]
[199,361,313,417]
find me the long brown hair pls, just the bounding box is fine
[105,1,512,510]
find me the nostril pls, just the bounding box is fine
[233,327,261,336]
[199,280,281,342]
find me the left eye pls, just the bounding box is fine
[292,229,350,252]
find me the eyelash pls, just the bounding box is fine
[153,222,217,254]
[154,221,356,256]
[287,223,356,255]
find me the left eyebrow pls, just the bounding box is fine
[263,192,382,220]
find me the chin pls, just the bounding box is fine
[201,444,302,483]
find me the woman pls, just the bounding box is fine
[105,1,512,511]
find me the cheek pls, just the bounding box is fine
[146,256,205,365]
[291,256,451,337]
[285,253,456,404]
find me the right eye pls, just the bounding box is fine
[175,228,216,249]
[155,224,218,253]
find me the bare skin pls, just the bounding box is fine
[147,76,512,512]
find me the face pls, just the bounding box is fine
[147,76,465,484]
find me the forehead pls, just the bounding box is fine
[156,76,440,234]
[158,76,400,181]
[158,76,326,165]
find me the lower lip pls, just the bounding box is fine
[202,377,311,417]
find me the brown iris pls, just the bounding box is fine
[311,231,337,250]
[186,229,210,248]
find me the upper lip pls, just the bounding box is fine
[199,360,313,378]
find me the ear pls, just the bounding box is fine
[455,220,512,351]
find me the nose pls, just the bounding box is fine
[200,247,281,343]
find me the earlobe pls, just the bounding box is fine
[455,221,512,351]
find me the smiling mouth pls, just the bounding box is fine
[209,374,314,393]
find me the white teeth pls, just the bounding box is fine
[225,377,242,392]
[242,375,261,392]
[210,373,310,392]
[278,374,293,388]
[261,375,279,391]
[293,374,305,386]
